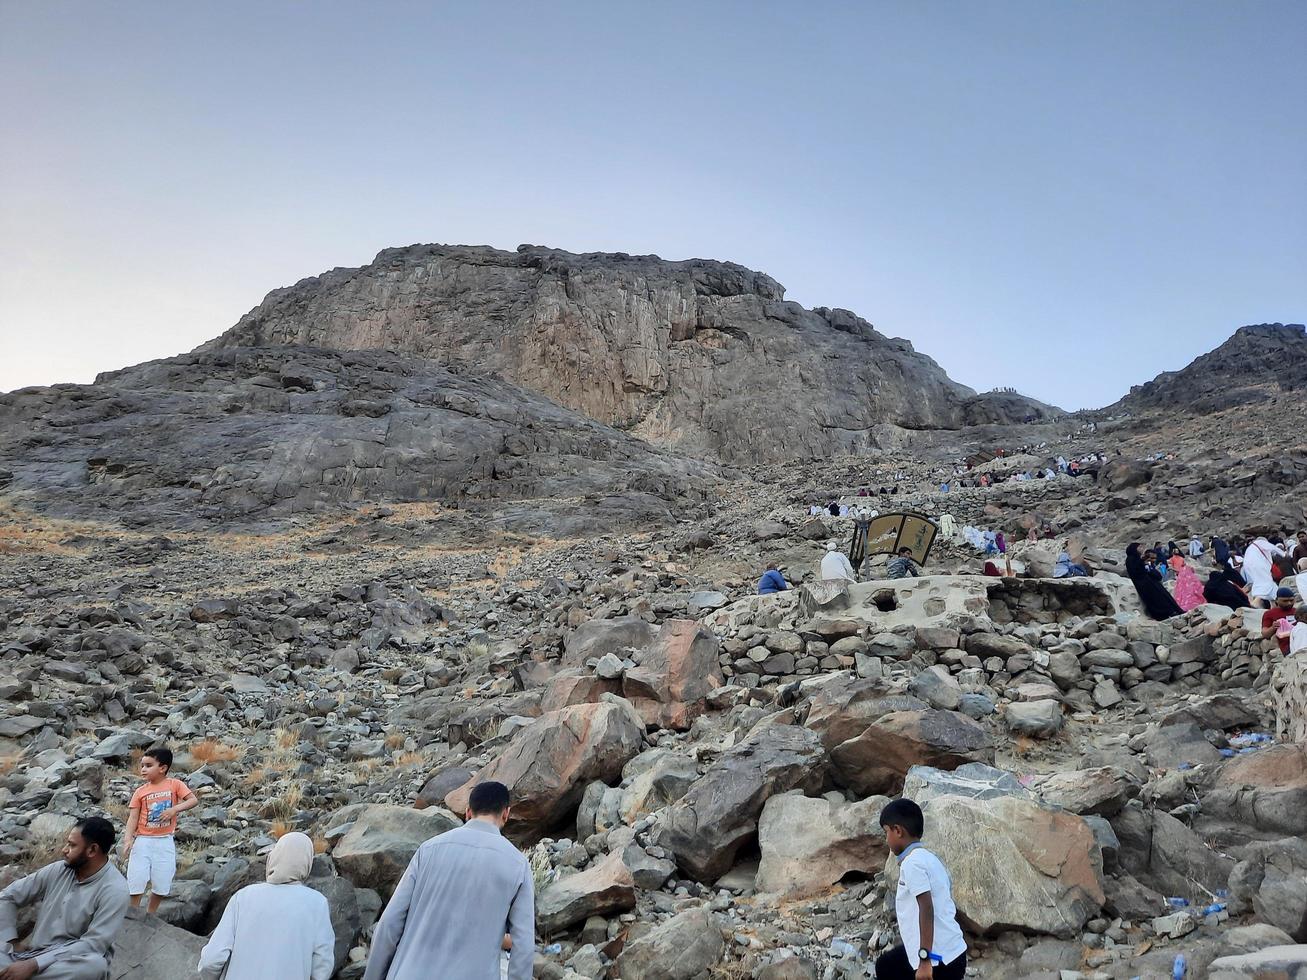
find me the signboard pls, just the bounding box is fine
[856,511,939,565]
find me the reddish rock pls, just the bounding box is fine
[829,709,993,796]
[539,669,622,713]
[621,619,723,730]
[446,699,645,842]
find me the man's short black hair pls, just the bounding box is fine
[879,798,924,838]
[469,781,511,815]
[897,547,913,556]
[142,745,172,771]
[75,816,116,855]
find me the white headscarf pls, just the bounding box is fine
[265,831,315,884]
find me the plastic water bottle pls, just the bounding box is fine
[1172,953,1187,979]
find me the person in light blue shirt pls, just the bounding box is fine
[363,782,534,980]
[758,564,788,594]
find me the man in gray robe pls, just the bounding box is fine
[0,817,129,980]
[363,781,534,980]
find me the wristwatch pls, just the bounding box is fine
[918,948,942,964]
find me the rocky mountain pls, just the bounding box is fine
[1115,322,1307,414]
[0,346,716,533]
[207,244,1058,462]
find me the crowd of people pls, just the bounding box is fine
[775,501,1307,664]
[1121,532,1307,656]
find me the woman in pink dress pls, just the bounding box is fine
[1174,562,1206,611]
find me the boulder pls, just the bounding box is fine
[613,906,725,980]
[562,616,657,667]
[1147,810,1235,897]
[1003,699,1064,738]
[306,873,361,974]
[903,763,1030,805]
[1161,693,1260,732]
[661,724,825,883]
[414,766,474,810]
[1143,720,1221,769]
[333,804,461,894]
[1205,744,1307,837]
[829,709,992,796]
[536,851,636,932]
[965,633,1034,660]
[908,665,962,711]
[802,679,922,750]
[538,669,622,713]
[1208,946,1307,979]
[619,749,700,823]
[1033,768,1139,816]
[901,794,1105,937]
[621,619,723,730]
[687,590,728,616]
[110,907,207,979]
[446,698,645,842]
[756,792,889,897]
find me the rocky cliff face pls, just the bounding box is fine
[208,244,1057,461]
[1115,323,1307,414]
[0,346,715,532]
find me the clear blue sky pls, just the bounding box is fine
[2,1,1303,409]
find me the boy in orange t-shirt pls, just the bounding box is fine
[121,745,198,913]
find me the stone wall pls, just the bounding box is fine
[1271,653,1307,744]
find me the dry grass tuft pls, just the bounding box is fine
[273,728,297,751]
[260,780,304,821]
[395,750,424,767]
[313,836,329,854]
[0,754,20,778]
[190,739,242,764]
[270,820,293,839]
[384,732,406,751]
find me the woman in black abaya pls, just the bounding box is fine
[1126,543,1184,620]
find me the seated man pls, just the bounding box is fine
[0,817,128,980]
[1262,587,1298,656]
[757,563,788,595]
[886,547,920,580]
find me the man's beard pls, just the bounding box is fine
[64,854,87,872]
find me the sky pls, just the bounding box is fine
[1,2,1304,409]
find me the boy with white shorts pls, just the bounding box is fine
[122,746,197,914]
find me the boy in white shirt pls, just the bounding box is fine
[877,799,967,980]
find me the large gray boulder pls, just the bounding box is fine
[661,724,825,882]
[898,794,1106,937]
[1208,945,1307,979]
[613,906,725,979]
[562,616,658,668]
[756,792,889,898]
[110,908,205,979]
[332,804,461,894]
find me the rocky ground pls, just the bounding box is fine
[2,402,1306,978]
